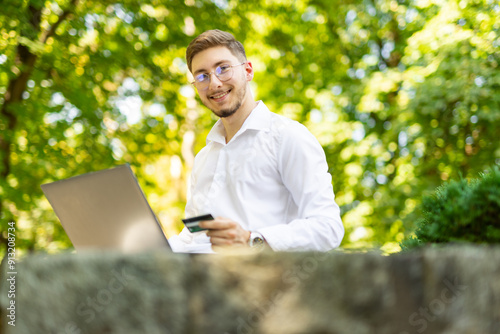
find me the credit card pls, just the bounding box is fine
[182,214,214,233]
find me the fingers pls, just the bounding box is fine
[201,219,237,247]
[197,217,250,250]
[199,217,235,230]
[209,236,236,246]
[206,229,236,239]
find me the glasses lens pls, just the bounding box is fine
[216,65,232,81]
[194,74,208,90]
[197,73,208,81]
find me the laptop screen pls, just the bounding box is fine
[41,164,172,253]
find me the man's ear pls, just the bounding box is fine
[245,61,254,81]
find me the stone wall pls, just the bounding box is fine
[1,246,499,334]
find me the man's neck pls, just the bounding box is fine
[221,98,258,144]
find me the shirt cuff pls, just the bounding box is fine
[258,218,343,252]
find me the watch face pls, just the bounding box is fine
[249,232,265,248]
[252,236,264,248]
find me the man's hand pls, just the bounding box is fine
[199,217,251,251]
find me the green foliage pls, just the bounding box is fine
[0,0,499,256]
[401,167,500,251]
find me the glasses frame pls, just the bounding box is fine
[191,62,247,91]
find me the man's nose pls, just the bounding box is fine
[208,72,223,90]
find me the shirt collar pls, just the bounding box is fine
[206,101,271,145]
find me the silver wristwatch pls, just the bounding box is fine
[248,231,265,248]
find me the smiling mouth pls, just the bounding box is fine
[210,90,231,99]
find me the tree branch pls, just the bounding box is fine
[40,0,79,43]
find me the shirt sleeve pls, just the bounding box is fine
[258,122,344,251]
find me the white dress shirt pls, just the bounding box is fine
[168,101,344,252]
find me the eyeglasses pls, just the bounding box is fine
[191,62,246,91]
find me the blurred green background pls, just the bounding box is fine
[1,0,499,256]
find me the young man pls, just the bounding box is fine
[169,29,344,253]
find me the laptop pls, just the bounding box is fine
[41,164,173,253]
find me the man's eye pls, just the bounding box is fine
[218,65,230,73]
[196,74,208,82]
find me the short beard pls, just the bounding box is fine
[216,100,242,118]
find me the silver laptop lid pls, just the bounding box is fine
[41,164,171,253]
